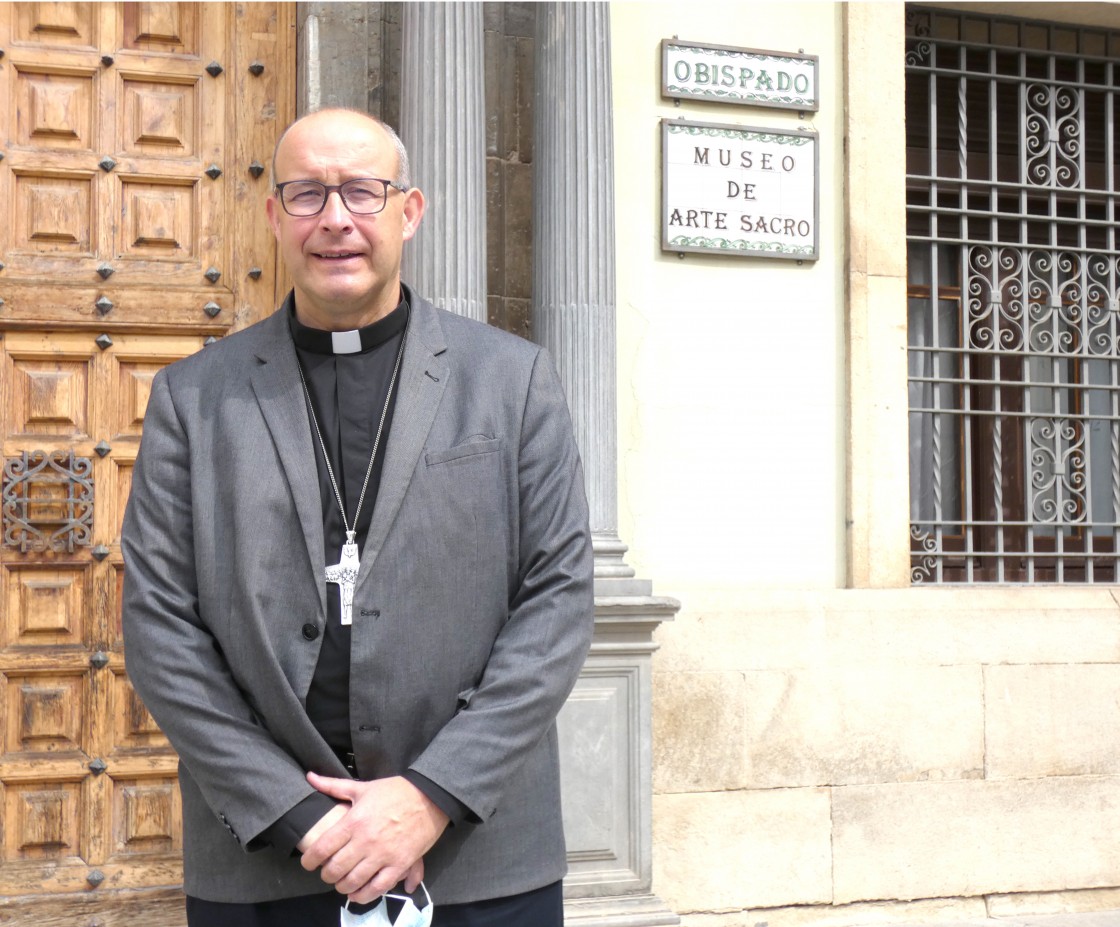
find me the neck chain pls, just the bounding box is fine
[296,328,407,625]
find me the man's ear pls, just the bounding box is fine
[401,188,426,241]
[265,194,282,241]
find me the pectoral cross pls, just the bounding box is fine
[325,531,360,626]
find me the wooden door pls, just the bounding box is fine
[0,4,294,923]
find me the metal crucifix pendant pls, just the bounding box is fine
[325,531,360,626]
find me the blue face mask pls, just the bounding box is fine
[340,883,433,927]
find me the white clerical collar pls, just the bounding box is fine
[287,292,409,356]
[331,329,363,354]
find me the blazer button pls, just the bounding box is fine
[301,623,319,641]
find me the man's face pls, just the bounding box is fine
[266,112,425,330]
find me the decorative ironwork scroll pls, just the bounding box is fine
[2,451,94,553]
[1025,83,1082,188]
[966,246,1026,353]
[904,9,932,67]
[968,248,1120,358]
[910,525,937,584]
[1029,418,1087,525]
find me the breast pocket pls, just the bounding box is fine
[424,437,502,467]
[422,437,505,543]
[405,437,507,631]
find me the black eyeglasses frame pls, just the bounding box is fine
[273,177,410,217]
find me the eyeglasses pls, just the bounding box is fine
[274,178,409,217]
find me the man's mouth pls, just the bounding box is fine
[313,251,362,261]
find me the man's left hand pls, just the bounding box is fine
[300,772,450,904]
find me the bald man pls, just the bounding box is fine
[122,109,594,927]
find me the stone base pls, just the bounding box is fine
[564,892,682,926]
[560,587,680,927]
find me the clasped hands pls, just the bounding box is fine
[296,772,450,905]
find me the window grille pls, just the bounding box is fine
[906,6,1120,582]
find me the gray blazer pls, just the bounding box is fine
[121,291,594,905]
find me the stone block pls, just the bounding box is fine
[832,778,1120,903]
[485,297,532,340]
[987,887,1120,917]
[485,158,504,293]
[653,671,747,793]
[380,8,402,130]
[847,271,910,588]
[652,588,1120,674]
[486,295,502,330]
[505,297,531,340]
[743,665,983,788]
[505,1,536,38]
[299,3,375,112]
[499,29,520,159]
[484,27,503,155]
[987,664,1120,779]
[1008,916,1120,927]
[676,896,987,927]
[653,789,831,913]
[844,4,906,279]
[480,10,534,161]
[363,10,382,115]
[514,35,535,161]
[503,161,533,299]
[482,1,504,33]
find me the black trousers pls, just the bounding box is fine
[185,879,562,927]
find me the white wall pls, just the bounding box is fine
[612,1,848,592]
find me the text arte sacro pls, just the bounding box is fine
[667,144,811,239]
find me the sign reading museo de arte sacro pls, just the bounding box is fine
[661,119,819,261]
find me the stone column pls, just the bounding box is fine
[533,0,639,588]
[534,5,680,926]
[399,3,487,321]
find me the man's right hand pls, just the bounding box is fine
[297,803,348,854]
[299,773,445,903]
[296,802,424,903]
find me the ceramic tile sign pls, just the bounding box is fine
[661,119,819,261]
[662,40,819,111]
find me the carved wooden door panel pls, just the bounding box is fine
[0,4,294,923]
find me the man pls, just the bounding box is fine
[121,108,594,927]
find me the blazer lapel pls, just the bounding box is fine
[248,307,327,617]
[358,292,448,583]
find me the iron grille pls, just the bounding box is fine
[906,6,1120,582]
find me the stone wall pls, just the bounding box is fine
[651,588,1120,925]
[613,4,1120,918]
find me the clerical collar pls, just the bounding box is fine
[287,293,409,355]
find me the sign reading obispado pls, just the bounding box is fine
[661,119,818,261]
[662,39,818,111]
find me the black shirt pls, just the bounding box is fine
[291,294,408,748]
[259,292,465,855]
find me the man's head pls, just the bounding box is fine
[266,109,425,331]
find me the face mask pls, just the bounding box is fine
[340,883,433,927]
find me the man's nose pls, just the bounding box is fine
[318,190,353,228]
